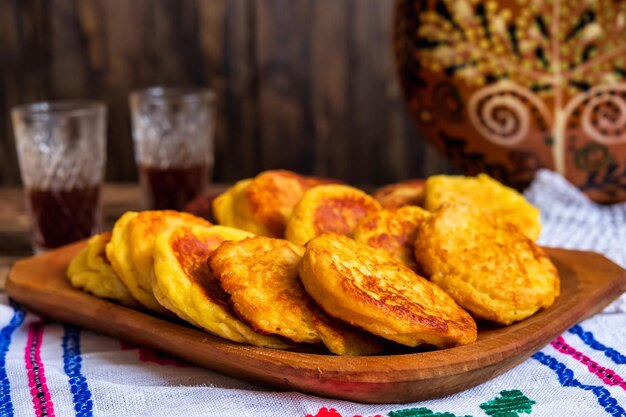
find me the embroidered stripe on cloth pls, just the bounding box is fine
[1,169,625,417]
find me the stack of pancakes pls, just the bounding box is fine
[67,170,559,355]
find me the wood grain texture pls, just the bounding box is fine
[0,0,454,186]
[6,243,626,403]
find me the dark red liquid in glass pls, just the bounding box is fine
[27,185,102,250]
[139,163,210,210]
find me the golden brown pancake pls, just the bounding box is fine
[353,206,430,271]
[242,170,340,237]
[106,210,211,313]
[67,233,140,308]
[373,179,425,209]
[208,237,383,355]
[212,178,253,231]
[414,203,560,325]
[85,232,116,275]
[285,185,381,246]
[213,171,340,237]
[152,225,288,348]
[423,174,541,241]
[299,233,477,348]
[67,245,89,277]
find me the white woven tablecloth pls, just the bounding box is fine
[1,169,625,417]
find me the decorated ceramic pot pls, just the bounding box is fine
[394,0,626,203]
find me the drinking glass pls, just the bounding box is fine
[129,87,215,210]
[12,101,107,253]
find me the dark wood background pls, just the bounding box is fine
[0,0,453,186]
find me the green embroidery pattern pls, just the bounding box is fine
[479,390,536,417]
[388,408,471,417]
[307,390,536,417]
[386,390,535,417]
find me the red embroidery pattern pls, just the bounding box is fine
[25,322,55,417]
[306,407,382,417]
[119,341,191,367]
[551,336,626,390]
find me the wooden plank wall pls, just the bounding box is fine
[0,0,453,186]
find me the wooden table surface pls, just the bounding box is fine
[0,184,224,290]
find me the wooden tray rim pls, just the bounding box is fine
[6,242,626,402]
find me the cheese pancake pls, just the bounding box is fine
[212,178,253,231]
[414,203,560,325]
[106,210,211,313]
[285,185,381,246]
[373,179,425,209]
[424,174,541,241]
[208,237,383,355]
[67,244,89,278]
[85,232,117,275]
[242,170,340,237]
[67,233,140,308]
[353,206,430,271]
[299,233,477,348]
[153,225,287,348]
[213,171,340,237]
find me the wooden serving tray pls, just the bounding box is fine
[6,243,626,403]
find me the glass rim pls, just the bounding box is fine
[129,86,216,104]
[11,100,106,119]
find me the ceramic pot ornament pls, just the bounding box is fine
[394,0,626,203]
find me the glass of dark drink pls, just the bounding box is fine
[130,87,215,211]
[11,101,107,253]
